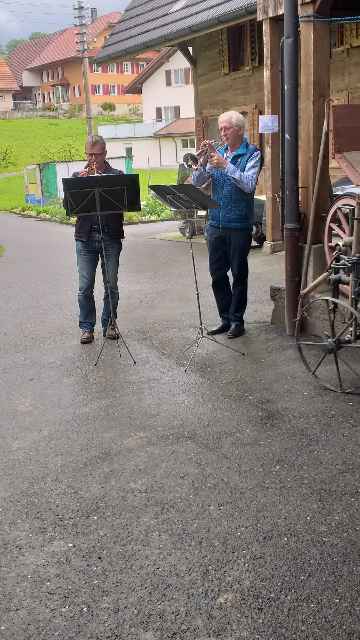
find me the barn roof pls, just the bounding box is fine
[97,0,257,62]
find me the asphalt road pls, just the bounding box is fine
[1,213,359,640]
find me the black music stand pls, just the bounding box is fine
[150,184,245,371]
[63,174,140,367]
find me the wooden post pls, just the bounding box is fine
[299,1,330,244]
[263,17,283,252]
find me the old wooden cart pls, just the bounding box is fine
[295,105,360,394]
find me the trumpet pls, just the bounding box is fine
[183,140,222,170]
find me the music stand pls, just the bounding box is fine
[149,184,245,371]
[63,174,140,367]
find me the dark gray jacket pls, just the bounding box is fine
[73,162,124,241]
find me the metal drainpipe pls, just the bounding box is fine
[280,36,285,235]
[284,0,301,336]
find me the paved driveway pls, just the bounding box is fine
[1,213,359,640]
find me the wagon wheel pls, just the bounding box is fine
[324,195,356,296]
[296,296,360,394]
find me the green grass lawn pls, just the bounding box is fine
[0,117,178,212]
[0,115,145,174]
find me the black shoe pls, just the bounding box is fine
[227,323,245,339]
[207,322,230,336]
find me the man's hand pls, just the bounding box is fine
[208,151,228,169]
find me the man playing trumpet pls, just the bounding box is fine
[192,111,262,339]
[73,135,124,344]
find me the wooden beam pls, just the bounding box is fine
[263,17,282,245]
[299,1,330,244]
[177,45,196,68]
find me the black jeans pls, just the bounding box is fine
[207,225,252,325]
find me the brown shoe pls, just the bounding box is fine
[80,330,94,344]
[105,322,119,340]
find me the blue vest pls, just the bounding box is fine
[208,139,259,230]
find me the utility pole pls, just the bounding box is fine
[74,0,94,137]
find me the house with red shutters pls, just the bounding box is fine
[10,10,159,115]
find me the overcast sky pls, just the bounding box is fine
[0,1,129,45]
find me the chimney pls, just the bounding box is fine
[90,7,97,22]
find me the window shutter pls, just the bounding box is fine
[103,84,109,95]
[102,64,108,73]
[91,84,96,95]
[184,67,191,85]
[156,107,162,122]
[219,29,229,75]
[249,20,259,66]
[195,117,208,146]
[117,84,121,95]
[174,105,180,119]
[165,69,172,86]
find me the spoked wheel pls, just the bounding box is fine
[324,195,356,296]
[296,296,360,394]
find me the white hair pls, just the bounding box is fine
[218,111,246,131]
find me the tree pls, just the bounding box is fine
[5,38,27,54]
[29,32,48,40]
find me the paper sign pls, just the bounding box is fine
[259,115,279,134]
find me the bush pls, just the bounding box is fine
[0,145,15,169]
[140,195,172,220]
[101,102,116,113]
[67,104,83,118]
[124,212,140,224]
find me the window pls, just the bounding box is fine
[181,139,189,148]
[220,19,263,74]
[155,106,163,122]
[93,63,102,73]
[138,62,146,71]
[0,95,5,101]
[42,70,48,82]
[95,84,102,95]
[331,23,360,51]
[108,63,116,73]
[163,105,180,122]
[109,84,116,96]
[173,67,192,86]
[174,68,185,85]
[58,66,63,79]
[49,69,53,81]
[74,84,81,98]
[165,69,172,86]
[123,62,131,74]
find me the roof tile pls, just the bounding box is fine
[0,58,19,91]
[97,0,257,61]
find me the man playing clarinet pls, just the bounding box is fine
[192,111,262,339]
[73,135,124,344]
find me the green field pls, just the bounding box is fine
[0,117,178,211]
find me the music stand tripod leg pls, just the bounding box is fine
[93,190,136,367]
[183,234,245,371]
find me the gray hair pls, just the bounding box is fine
[218,111,246,131]
[86,134,106,147]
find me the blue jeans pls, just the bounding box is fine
[76,232,122,332]
[207,225,252,325]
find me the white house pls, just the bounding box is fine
[98,48,196,168]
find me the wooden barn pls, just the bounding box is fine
[97,0,360,251]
